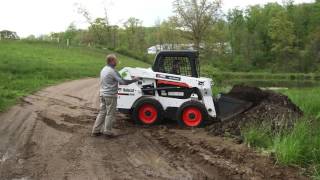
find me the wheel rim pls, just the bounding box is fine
[138,104,158,124]
[182,107,202,127]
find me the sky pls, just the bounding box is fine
[0,0,315,37]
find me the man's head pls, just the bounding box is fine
[106,54,117,67]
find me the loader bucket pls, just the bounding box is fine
[215,94,252,122]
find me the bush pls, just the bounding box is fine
[230,55,253,72]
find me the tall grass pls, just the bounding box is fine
[242,88,320,178]
[242,125,273,148]
[0,40,149,111]
[281,88,320,117]
[273,120,312,165]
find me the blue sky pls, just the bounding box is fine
[0,0,314,37]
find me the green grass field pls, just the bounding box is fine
[0,40,149,112]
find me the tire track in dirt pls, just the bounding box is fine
[145,128,307,179]
[37,114,83,133]
[0,78,308,180]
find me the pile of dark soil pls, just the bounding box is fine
[207,85,303,136]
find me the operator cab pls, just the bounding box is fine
[152,50,200,78]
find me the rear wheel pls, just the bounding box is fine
[132,98,164,125]
[177,101,208,127]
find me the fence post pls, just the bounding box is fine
[67,39,70,47]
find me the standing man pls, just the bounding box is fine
[92,54,139,137]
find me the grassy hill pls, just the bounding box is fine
[0,40,150,112]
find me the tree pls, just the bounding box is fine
[88,18,109,45]
[26,34,36,40]
[77,5,112,47]
[50,32,63,43]
[268,10,296,69]
[202,19,229,66]
[159,19,181,49]
[303,27,320,72]
[123,17,144,50]
[74,30,94,46]
[64,23,77,45]
[173,0,221,50]
[109,25,119,49]
[124,17,142,34]
[227,9,247,58]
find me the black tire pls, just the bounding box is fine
[176,101,208,127]
[131,98,164,125]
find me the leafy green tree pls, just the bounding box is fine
[77,5,113,47]
[173,0,221,50]
[202,20,229,66]
[123,17,145,51]
[245,5,269,68]
[159,19,181,49]
[64,23,77,45]
[303,28,320,72]
[227,9,247,58]
[68,0,320,73]
[268,10,296,70]
[88,18,108,45]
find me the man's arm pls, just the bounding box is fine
[112,70,138,85]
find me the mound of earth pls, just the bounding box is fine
[207,85,303,136]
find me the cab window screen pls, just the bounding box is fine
[158,56,192,77]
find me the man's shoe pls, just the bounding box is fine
[104,131,117,138]
[91,132,102,137]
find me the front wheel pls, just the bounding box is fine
[177,101,208,127]
[131,98,164,125]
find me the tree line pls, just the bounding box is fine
[30,0,320,73]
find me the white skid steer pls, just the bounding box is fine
[117,51,251,127]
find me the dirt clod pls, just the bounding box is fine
[207,85,303,136]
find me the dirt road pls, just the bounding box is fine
[0,78,307,180]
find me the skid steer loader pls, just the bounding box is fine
[117,51,251,127]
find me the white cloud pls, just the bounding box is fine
[0,0,314,37]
